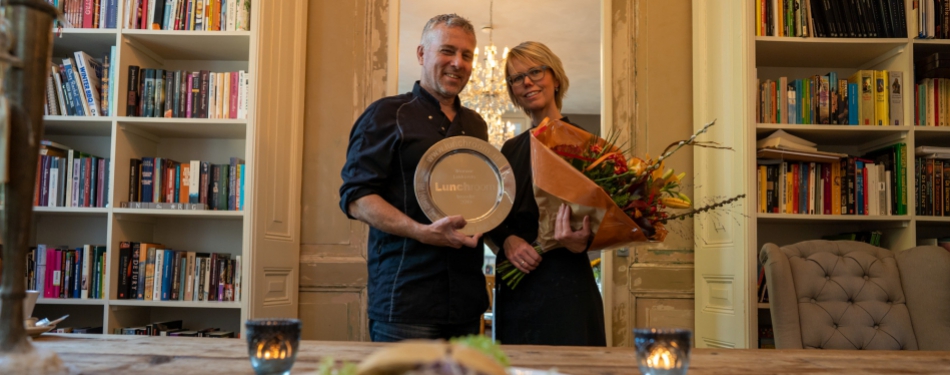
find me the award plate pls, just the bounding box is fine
[414,136,515,235]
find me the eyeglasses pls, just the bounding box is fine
[507,65,549,87]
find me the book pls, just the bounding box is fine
[117,242,132,299]
[834,79,845,124]
[915,146,950,155]
[142,245,156,300]
[80,244,92,299]
[140,157,154,202]
[757,148,847,163]
[63,58,89,116]
[161,249,174,300]
[118,202,209,210]
[129,242,141,300]
[74,51,103,117]
[889,71,902,125]
[756,130,818,152]
[153,248,165,300]
[849,70,874,125]
[874,70,889,126]
[208,331,234,338]
[129,158,141,202]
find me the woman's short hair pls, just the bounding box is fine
[504,41,569,112]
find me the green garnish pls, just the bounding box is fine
[450,335,510,367]
[315,357,357,375]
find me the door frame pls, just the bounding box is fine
[384,0,618,345]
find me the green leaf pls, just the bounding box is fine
[450,335,510,367]
[315,357,357,375]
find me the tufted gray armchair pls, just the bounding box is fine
[759,240,950,350]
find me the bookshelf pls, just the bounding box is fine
[29,0,307,337]
[744,0,950,348]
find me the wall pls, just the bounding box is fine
[562,114,601,136]
[296,0,695,343]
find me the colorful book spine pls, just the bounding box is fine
[140,157,154,202]
[848,83,858,125]
[162,249,174,300]
[889,71,903,126]
[130,242,141,300]
[874,70,889,126]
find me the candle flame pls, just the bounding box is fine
[646,346,675,370]
[256,340,293,362]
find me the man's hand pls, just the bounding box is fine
[554,203,591,254]
[349,196,481,249]
[504,235,540,274]
[418,215,481,249]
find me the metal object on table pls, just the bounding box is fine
[0,0,63,373]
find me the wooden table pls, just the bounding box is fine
[31,334,950,374]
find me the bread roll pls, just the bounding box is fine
[356,340,506,375]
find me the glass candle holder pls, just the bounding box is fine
[633,328,692,375]
[246,319,301,375]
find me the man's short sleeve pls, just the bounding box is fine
[339,101,400,219]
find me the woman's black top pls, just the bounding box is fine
[487,118,607,346]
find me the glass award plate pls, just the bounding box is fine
[414,136,515,235]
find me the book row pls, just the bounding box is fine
[27,244,108,300]
[126,67,247,119]
[755,0,908,38]
[758,70,904,126]
[918,237,950,251]
[918,0,950,39]
[34,140,110,208]
[756,143,909,216]
[912,78,950,126]
[46,0,119,29]
[115,241,242,303]
[128,157,244,211]
[123,0,250,31]
[51,327,104,334]
[915,157,950,216]
[115,320,235,338]
[44,49,117,117]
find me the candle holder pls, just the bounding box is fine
[633,328,692,375]
[245,319,301,375]
[0,1,66,374]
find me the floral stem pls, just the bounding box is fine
[661,193,745,223]
[496,246,546,290]
[595,171,635,183]
[633,119,717,186]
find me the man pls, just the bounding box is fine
[339,14,489,342]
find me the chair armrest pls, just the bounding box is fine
[896,246,950,350]
[760,243,804,349]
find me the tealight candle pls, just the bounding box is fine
[246,319,301,375]
[633,328,691,375]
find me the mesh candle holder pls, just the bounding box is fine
[245,319,301,375]
[633,328,692,375]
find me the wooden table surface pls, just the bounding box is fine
[31,334,950,374]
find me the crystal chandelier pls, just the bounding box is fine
[459,0,515,149]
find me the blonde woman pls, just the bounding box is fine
[487,41,605,346]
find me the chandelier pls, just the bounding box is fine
[459,0,515,149]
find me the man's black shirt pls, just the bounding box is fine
[339,81,490,324]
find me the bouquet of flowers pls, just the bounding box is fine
[496,118,743,289]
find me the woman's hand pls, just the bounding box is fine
[554,203,591,254]
[504,235,541,274]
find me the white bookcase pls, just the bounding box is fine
[749,1,950,348]
[31,0,308,336]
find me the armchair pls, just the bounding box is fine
[759,240,950,350]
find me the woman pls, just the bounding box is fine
[488,41,606,346]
